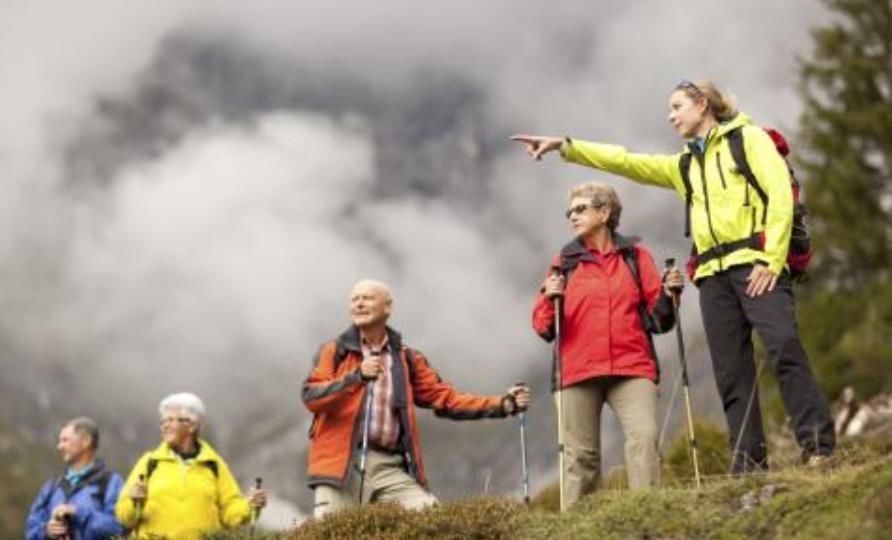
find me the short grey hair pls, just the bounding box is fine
[159,392,206,428]
[66,417,100,450]
[568,181,623,232]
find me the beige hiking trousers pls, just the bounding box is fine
[313,448,437,519]
[556,376,659,510]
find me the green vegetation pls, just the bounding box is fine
[795,0,892,399]
[0,420,59,539]
[197,433,892,539]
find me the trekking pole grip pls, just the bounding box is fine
[514,381,528,412]
[664,257,683,298]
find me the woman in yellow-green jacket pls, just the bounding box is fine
[512,79,834,473]
[116,393,266,539]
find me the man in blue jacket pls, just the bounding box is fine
[26,417,125,540]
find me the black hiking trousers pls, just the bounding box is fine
[699,264,835,473]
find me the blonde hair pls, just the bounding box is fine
[568,181,622,231]
[677,79,738,122]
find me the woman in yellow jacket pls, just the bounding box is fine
[116,392,266,539]
[512,79,834,473]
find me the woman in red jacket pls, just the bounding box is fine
[533,181,682,510]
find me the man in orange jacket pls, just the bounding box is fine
[302,279,530,518]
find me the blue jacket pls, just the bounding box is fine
[26,460,125,540]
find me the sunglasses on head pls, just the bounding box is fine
[676,79,703,96]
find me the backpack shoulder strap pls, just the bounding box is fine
[678,153,694,238]
[727,127,768,225]
[333,342,347,370]
[201,460,219,478]
[145,457,159,480]
[404,347,418,384]
[621,247,646,312]
[621,246,661,381]
[90,469,112,502]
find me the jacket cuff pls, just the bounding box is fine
[650,292,676,334]
[500,394,517,417]
[349,369,367,385]
[559,137,573,159]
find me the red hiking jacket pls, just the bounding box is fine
[532,234,675,387]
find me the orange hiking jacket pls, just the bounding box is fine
[302,325,509,489]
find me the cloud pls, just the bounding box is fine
[0,0,828,509]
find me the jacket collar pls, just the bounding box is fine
[150,438,220,463]
[560,231,637,261]
[336,324,402,355]
[683,111,752,154]
[57,458,108,496]
[558,232,637,274]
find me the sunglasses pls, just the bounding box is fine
[565,203,601,219]
[158,417,192,426]
[675,79,703,97]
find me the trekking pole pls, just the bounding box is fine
[515,381,531,504]
[60,514,72,540]
[132,473,145,539]
[550,266,566,511]
[249,477,263,536]
[665,258,702,488]
[357,367,377,505]
[728,357,767,475]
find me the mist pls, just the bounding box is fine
[1,0,828,514]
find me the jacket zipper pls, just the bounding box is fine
[716,153,727,189]
[696,152,724,271]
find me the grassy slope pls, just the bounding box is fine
[274,436,892,540]
[8,427,890,539]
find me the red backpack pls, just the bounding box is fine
[679,127,812,281]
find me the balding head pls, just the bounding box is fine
[349,279,393,330]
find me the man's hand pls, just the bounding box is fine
[503,384,531,415]
[746,263,778,297]
[247,487,267,509]
[46,517,68,538]
[130,478,148,503]
[541,274,564,299]
[46,504,74,538]
[51,504,75,521]
[360,357,383,380]
[662,267,685,297]
[510,134,564,161]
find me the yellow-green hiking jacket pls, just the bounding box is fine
[115,440,252,540]
[561,113,793,281]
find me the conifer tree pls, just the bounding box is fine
[796,0,892,396]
